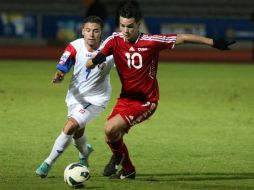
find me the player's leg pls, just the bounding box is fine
[36,118,79,178]
[71,103,104,167]
[103,114,136,179]
[103,99,158,179]
[73,128,94,167]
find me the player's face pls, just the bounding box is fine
[119,16,140,43]
[82,22,102,50]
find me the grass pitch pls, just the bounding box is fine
[0,60,253,190]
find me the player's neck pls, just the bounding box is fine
[85,42,99,52]
[87,46,97,52]
[127,32,141,44]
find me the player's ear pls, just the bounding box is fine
[137,21,141,28]
[82,23,86,36]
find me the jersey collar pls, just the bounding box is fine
[134,32,143,44]
[123,32,143,44]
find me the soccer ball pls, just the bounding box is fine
[64,163,90,188]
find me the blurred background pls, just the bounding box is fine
[0,0,253,62]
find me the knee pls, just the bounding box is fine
[104,122,119,140]
[63,118,79,135]
[73,128,84,139]
[104,123,114,138]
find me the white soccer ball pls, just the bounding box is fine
[64,163,90,188]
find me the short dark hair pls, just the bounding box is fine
[118,1,142,22]
[83,15,104,29]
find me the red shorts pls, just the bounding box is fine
[108,98,158,132]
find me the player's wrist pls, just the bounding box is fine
[86,59,96,69]
[92,53,106,65]
[57,70,65,75]
[213,38,236,50]
[52,69,65,83]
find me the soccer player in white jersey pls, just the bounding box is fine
[35,16,114,178]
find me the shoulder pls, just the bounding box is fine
[140,34,176,43]
[102,32,123,45]
[110,32,123,39]
[62,38,84,56]
[69,38,84,49]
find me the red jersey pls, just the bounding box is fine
[100,32,176,102]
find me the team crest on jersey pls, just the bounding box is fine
[86,53,93,57]
[59,51,71,64]
[138,48,148,51]
[79,109,86,114]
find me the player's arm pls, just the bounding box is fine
[52,44,76,83]
[52,59,75,83]
[86,53,107,69]
[52,70,65,83]
[176,34,235,50]
[87,34,115,69]
[53,58,76,83]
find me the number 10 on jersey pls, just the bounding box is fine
[125,52,143,69]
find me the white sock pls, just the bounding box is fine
[73,135,88,159]
[45,131,73,166]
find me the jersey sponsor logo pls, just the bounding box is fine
[59,51,71,64]
[129,47,135,51]
[138,48,148,51]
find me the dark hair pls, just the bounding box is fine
[83,15,104,29]
[118,0,142,22]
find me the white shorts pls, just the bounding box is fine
[67,103,105,129]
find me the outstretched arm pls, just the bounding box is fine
[176,34,235,50]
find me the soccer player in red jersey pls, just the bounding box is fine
[86,1,235,179]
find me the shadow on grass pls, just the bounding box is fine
[36,173,254,190]
[137,172,254,182]
[42,176,104,189]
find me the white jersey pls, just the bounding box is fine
[57,38,114,107]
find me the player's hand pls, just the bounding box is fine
[86,59,96,69]
[52,70,65,83]
[213,38,236,50]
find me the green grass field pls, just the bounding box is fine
[0,60,253,190]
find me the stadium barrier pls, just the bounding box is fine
[0,46,251,63]
[0,14,253,62]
